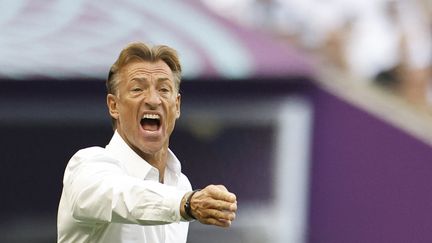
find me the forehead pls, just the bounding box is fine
[122,60,173,80]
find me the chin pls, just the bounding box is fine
[139,142,165,155]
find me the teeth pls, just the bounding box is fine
[142,114,160,120]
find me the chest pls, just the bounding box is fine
[98,222,189,243]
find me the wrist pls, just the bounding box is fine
[181,189,200,221]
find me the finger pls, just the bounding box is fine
[208,188,236,202]
[217,219,233,227]
[196,198,236,212]
[215,185,228,192]
[203,208,236,221]
[215,201,237,212]
[231,201,237,211]
[202,217,232,228]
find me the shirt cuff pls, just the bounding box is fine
[171,189,189,223]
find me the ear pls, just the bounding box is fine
[176,93,181,119]
[107,94,119,120]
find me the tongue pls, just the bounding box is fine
[141,119,159,131]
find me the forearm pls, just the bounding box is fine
[64,162,187,225]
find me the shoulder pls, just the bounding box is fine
[66,146,120,170]
[72,146,111,162]
[74,146,106,157]
[62,146,124,181]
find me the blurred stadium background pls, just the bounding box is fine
[1,0,432,242]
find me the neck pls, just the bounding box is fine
[116,130,169,183]
[140,148,168,183]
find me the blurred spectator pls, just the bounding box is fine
[344,0,432,107]
[201,0,432,108]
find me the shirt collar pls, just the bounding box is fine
[105,130,182,180]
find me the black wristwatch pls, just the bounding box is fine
[184,189,201,220]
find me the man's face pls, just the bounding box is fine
[107,60,180,157]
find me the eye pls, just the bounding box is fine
[159,88,170,93]
[131,87,143,92]
[158,84,172,94]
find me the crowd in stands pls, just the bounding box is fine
[202,0,432,109]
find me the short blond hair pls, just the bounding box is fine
[107,42,182,95]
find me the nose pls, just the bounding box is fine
[145,88,162,109]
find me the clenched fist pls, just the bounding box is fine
[181,185,237,227]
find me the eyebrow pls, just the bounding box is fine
[156,77,172,83]
[130,77,147,83]
[130,77,173,84]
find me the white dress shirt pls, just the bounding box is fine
[57,131,192,243]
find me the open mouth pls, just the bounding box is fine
[140,114,161,131]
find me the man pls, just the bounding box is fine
[57,42,237,243]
